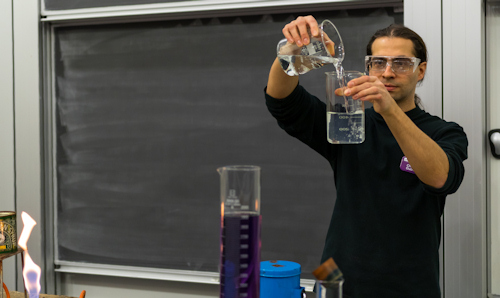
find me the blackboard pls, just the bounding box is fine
[54,8,403,279]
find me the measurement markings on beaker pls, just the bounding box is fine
[220,213,259,297]
[218,165,260,298]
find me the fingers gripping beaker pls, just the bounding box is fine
[218,165,261,298]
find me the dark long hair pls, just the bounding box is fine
[366,24,428,108]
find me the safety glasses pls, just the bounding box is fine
[365,56,421,74]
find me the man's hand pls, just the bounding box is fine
[267,15,321,99]
[344,75,399,116]
[282,15,320,47]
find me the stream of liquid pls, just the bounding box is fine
[334,62,348,111]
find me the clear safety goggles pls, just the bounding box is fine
[365,56,421,74]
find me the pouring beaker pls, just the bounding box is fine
[277,19,344,76]
[218,165,261,298]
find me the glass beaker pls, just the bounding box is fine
[218,165,261,298]
[316,279,344,298]
[326,71,365,144]
[277,20,344,76]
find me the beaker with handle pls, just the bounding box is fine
[277,19,344,76]
[218,165,261,298]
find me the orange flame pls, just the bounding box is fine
[19,212,41,298]
[220,203,224,254]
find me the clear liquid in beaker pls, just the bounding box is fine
[278,55,338,76]
[327,110,365,144]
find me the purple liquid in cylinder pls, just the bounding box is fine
[220,213,261,298]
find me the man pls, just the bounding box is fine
[265,15,468,298]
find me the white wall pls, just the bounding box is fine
[5,0,489,297]
[487,1,500,296]
[442,0,487,297]
[1,0,44,293]
[404,0,442,116]
[0,0,17,290]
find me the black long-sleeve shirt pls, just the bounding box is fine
[265,84,468,298]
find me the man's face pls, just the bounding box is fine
[369,37,427,110]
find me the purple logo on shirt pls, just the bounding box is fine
[400,156,415,174]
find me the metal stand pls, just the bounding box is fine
[316,279,344,298]
[0,248,25,298]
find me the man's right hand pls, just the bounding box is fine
[266,15,321,99]
[282,15,320,48]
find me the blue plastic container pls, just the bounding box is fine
[260,260,305,298]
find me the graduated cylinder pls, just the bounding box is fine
[218,165,261,298]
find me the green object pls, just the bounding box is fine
[0,212,17,254]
